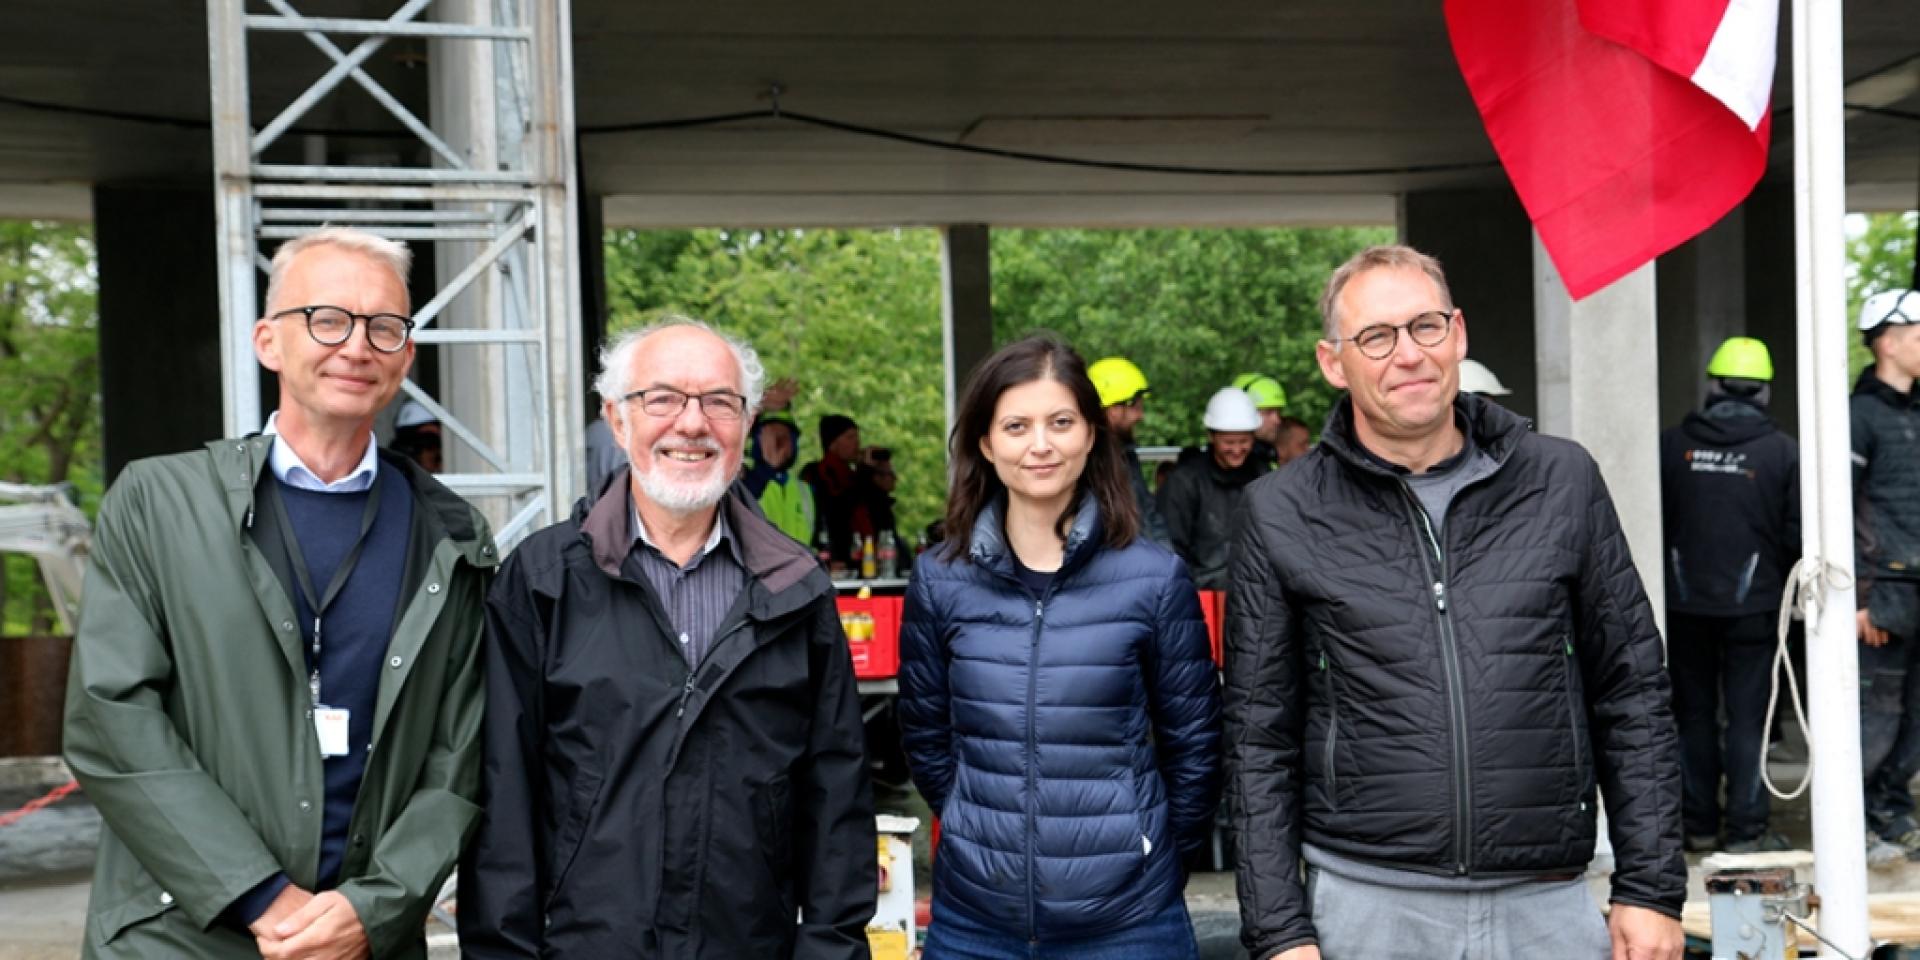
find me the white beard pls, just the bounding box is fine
[634,439,733,515]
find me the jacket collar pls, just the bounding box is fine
[967,492,1103,581]
[1856,364,1916,409]
[1317,390,1530,481]
[581,466,830,620]
[208,434,499,569]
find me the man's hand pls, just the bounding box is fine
[1609,903,1682,960]
[1268,947,1321,960]
[247,884,314,947]
[762,377,799,412]
[259,890,368,960]
[1861,608,1890,647]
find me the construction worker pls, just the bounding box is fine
[1659,335,1799,854]
[1089,356,1169,545]
[1458,357,1513,397]
[1852,288,1920,863]
[1233,373,1290,471]
[1160,387,1266,589]
[742,409,816,545]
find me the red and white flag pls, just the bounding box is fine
[1446,0,1778,300]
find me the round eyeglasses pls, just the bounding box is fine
[269,305,415,354]
[1332,310,1455,360]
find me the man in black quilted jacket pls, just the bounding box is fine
[1225,245,1685,960]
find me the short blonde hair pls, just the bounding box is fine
[1319,244,1453,343]
[263,226,413,315]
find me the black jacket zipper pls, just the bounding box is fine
[1399,486,1473,875]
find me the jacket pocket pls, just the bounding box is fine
[91,884,177,948]
[546,763,607,906]
[754,773,797,918]
[1321,650,1342,812]
[1561,637,1592,806]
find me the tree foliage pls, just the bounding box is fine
[991,227,1392,449]
[603,226,1388,537]
[0,221,100,634]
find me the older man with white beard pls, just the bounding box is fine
[461,318,877,959]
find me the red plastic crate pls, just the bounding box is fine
[838,594,902,680]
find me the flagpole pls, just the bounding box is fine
[1792,0,1868,952]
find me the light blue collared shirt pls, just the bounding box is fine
[263,411,379,494]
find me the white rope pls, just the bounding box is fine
[1763,556,1854,801]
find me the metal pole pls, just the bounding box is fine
[1792,0,1869,952]
[208,0,261,437]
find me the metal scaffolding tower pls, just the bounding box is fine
[206,0,584,550]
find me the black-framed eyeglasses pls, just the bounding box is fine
[620,387,749,421]
[1331,309,1455,360]
[269,305,415,354]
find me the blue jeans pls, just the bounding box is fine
[922,899,1199,960]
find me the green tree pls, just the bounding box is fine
[992,227,1393,449]
[0,221,100,634]
[1848,211,1918,377]
[605,228,947,538]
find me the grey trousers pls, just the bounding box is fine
[1307,866,1612,960]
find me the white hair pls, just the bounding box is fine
[263,226,413,315]
[593,316,767,413]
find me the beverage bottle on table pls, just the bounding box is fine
[860,535,878,580]
[878,531,898,579]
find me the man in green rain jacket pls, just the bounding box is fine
[62,227,495,959]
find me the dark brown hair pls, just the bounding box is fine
[943,335,1140,560]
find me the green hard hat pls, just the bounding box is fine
[1231,373,1287,409]
[1705,337,1773,382]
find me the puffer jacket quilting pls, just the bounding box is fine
[1225,394,1685,958]
[897,497,1222,940]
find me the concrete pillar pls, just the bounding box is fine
[941,224,994,435]
[1534,235,1665,620]
[577,184,608,425]
[1400,188,1538,422]
[1742,183,1800,435]
[94,184,225,482]
[1656,208,1748,428]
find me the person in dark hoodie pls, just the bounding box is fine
[1159,386,1268,589]
[802,413,864,564]
[1659,336,1799,854]
[744,409,816,545]
[1851,288,1920,862]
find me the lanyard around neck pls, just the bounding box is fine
[267,468,384,706]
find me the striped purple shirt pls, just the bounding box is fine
[625,499,746,667]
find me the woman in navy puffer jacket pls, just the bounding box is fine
[899,336,1223,958]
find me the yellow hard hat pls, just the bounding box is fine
[1232,373,1287,409]
[1705,336,1773,382]
[1088,357,1150,407]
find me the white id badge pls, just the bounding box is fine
[314,707,352,757]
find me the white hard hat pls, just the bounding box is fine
[394,400,436,429]
[1458,358,1512,396]
[1202,387,1262,432]
[1859,289,1919,332]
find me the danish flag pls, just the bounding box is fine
[1446,0,1779,299]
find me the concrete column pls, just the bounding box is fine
[1400,188,1538,421]
[941,224,994,435]
[1533,234,1665,620]
[577,184,608,425]
[94,184,225,482]
[1655,208,1748,428]
[1742,183,1800,435]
